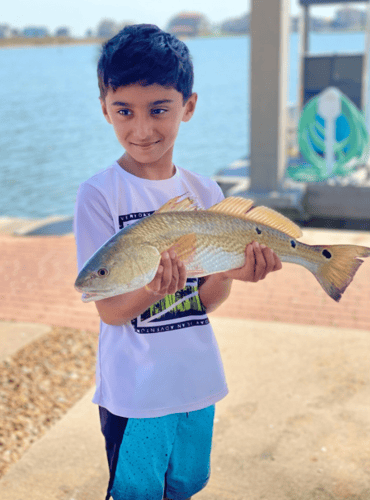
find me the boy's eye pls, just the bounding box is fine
[118,109,132,116]
[151,108,167,115]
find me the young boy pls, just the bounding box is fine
[74,24,281,500]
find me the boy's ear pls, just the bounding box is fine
[182,93,197,122]
[100,97,112,124]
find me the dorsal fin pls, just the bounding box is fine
[244,205,303,238]
[207,197,254,217]
[156,195,199,213]
[208,197,302,239]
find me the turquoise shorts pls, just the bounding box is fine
[99,405,215,500]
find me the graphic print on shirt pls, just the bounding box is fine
[119,210,209,334]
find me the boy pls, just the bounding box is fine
[74,24,281,500]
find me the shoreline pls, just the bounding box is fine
[0,29,366,49]
[0,37,105,49]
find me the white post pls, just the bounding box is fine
[317,87,342,177]
[249,0,291,193]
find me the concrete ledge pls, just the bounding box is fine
[305,184,370,219]
[0,216,73,236]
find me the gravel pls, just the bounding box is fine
[0,326,99,478]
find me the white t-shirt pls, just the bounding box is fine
[74,161,229,418]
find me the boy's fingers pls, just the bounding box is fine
[223,243,254,281]
[245,242,256,269]
[261,246,283,273]
[168,252,179,294]
[273,253,283,271]
[146,250,187,296]
[252,242,267,281]
[259,245,275,279]
[160,251,173,289]
[178,261,187,289]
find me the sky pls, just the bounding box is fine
[3,0,369,37]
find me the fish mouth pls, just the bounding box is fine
[81,292,99,302]
[81,291,111,302]
[75,286,112,303]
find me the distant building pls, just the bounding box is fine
[310,16,331,31]
[167,12,210,37]
[333,7,366,30]
[220,13,250,34]
[23,26,49,38]
[96,19,118,38]
[0,24,11,38]
[55,27,70,37]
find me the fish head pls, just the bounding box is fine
[74,237,161,302]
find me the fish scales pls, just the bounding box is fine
[75,196,370,302]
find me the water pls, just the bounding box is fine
[0,32,366,218]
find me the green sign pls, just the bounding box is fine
[287,87,369,182]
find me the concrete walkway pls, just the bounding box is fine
[0,321,51,362]
[1,317,370,499]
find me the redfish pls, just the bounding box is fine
[75,196,370,302]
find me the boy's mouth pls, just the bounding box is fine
[132,140,160,148]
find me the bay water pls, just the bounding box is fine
[0,32,366,218]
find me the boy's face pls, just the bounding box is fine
[100,83,197,178]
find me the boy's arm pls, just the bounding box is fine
[199,241,282,313]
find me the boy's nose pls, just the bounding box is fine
[132,116,153,140]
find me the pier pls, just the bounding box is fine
[213,0,370,224]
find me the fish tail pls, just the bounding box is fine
[311,245,370,302]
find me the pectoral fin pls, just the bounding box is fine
[171,233,197,265]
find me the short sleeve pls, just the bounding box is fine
[212,182,225,205]
[74,182,115,272]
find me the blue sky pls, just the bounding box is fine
[3,0,368,37]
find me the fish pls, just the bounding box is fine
[75,195,370,303]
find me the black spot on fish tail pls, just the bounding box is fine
[322,249,332,259]
[290,240,296,249]
[255,227,262,235]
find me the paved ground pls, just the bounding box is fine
[0,321,51,362]
[1,318,370,500]
[1,228,370,499]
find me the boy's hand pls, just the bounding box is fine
[221,241,282,282]
[145,249,187,296]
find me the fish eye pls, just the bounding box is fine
[97,268,109,277]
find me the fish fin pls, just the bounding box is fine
[313,245,370,302]
[171,233,209,276]
[208,197,302,239]
[243,205,303,239]
[171,233,197,265]
[207,197,255,216]
[156,195,199,213]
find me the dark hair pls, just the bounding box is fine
[97,24,194,103]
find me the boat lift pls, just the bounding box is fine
[215,0,370,225]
